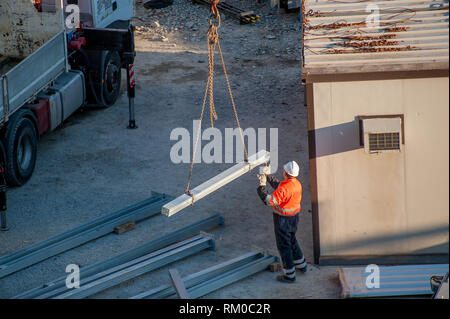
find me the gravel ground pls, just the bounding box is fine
[0,0,341,299]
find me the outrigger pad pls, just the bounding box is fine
[162,150,270,217]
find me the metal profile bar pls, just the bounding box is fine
[0,193,164,265]
[131,251,263,299]
[162,150,270,217]
[171,255,277,299]
[32,237,201,299]
[1,197,171,278]
[13,214,224,299]
[49,236,203,298]
[169,269,190,299]
[44,236,204,299]
[0,193,172,279]
[53,235,215,299]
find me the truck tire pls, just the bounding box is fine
[102,50,122,106]
[5,113,38,186]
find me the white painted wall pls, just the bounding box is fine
[313,77,449,257]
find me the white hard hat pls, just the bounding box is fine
[284,161,299,177]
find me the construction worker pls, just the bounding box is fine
[256,161,307,283]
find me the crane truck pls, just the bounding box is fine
[0,0,137,189]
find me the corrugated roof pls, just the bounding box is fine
[301,0,449,74]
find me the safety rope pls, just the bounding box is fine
[184,1,249,204]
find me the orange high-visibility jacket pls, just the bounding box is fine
[269,178,302,216]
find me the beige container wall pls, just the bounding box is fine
[313,77,449,257]
[0,0,63,57]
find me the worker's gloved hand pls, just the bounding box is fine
[262,164,271,176]
[257,174,267,187]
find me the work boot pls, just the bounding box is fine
[294,257,307,273]
[277,275,296,283]
[277,268,296,283]
[297,265,308,273]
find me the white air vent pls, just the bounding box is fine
[362,117,402,154]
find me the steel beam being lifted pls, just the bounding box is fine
[162,150,270,217]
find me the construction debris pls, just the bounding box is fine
[192,0,261,24]
[162,150,270,217]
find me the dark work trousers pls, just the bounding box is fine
[272,213,304,272]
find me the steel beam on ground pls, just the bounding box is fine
[13,214,224,299]
[131,251,263,299]
[0,193,172,279]
[51,236,202,298]
[53,235,215,299]
[172,255,277,299]
[162,150,270,217]
[0,193,163,265]
[169,269,190,299]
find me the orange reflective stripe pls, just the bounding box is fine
[269,178,302,216]
[271,196,299,214]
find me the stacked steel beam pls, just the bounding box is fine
[13,215,224,299]
[0,192,172,279]
[131,251,278,299]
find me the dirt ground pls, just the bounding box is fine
[0,0,341,299]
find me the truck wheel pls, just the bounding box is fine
[5,115,38,186]
[102,50,122,106]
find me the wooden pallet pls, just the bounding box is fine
[192,0,261,24]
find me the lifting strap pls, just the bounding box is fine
[184,1,249,204]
